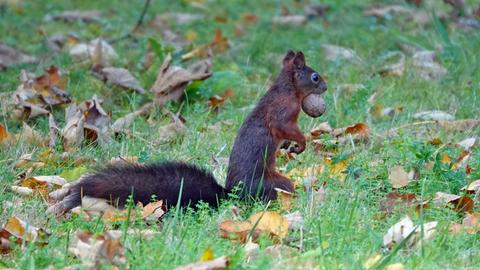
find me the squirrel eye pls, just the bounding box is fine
[310,73,319,83]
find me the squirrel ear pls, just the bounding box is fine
[283,50,296,66]
[293,52,305,69]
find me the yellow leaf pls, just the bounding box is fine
[441,153,452,165]
[185,30,198,42]
[200,246,214,262]
[248,211,289,240]
[363,253,382,269]
[386,263,405,270]
[275,188,295,211]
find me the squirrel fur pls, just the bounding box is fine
[54,50,327,213]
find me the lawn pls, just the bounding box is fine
[0,0,479,269]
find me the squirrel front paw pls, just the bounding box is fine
[280,141,291,150]
[289,143,305,154]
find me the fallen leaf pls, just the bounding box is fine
[46,10,101,23]
[208,89,234,111]
[412,51,447,79]
[141,200,167,221]
[457,137,477,150]
[413,110,455,121]
[111,102,153,135]
[383,218,438,250]
[378,51,405,77]
[219,211,289,243]
[151,54,212,107]
[0,43,36,69]
[16,122,45,145]
[219,220,258,243]
[157,112,186,143]
[305,122,333,141]
[275,188,295,211]
[434,192,474,213]
[438,119,480,131]
[283,211,304,231]
[96,67,145,94]
[380,192,417,215]
[388,166,411,188]
[332,123,369,143]
[385,263,405,270]
[45,32,80,51]
[1,216,45,242]
[174,256,229,270]
[81,95,111,145]
[322,44,360,62]
[153,12,204,26]
[62,104,85,149]
[0,124,9,143]
[248,211,289,240]
[462,179,480,194]
[69,230,126,269]
[450,213,480,234]
[272,15,307,26]
[304,4,330,18]
[69,38,118,66]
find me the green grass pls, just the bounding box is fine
[1,0,480,269]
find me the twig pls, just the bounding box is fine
[110,0,152,44]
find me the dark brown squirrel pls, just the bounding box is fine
[53,50,327,214]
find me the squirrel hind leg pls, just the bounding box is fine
[261,174,295,201]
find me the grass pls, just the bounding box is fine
[1,0,480,269]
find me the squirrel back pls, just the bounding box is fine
[56,162,227,213]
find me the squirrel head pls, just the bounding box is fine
[282,50,327,96]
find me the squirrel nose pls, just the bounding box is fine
[319,81,327,92]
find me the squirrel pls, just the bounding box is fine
[52,50,327,214]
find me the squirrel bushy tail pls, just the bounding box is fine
[59,162,227,212]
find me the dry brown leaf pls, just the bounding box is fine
[16,122,45,145]
[380,192,417,215]
[69,38,118,66]
[388,166,411,188]
[158,112,186,143]
[450,213,480,234]
[46,10,101,23]
[412,51,447,79]
[332,123,369,144]
[462,179,480,193]
[275,188,295,211]
[383,216,415,249]
[80,95,111,146]
[48,114,59,147]
[141,201,167,221]
[0,124,10,144]
[174,256,229,270]
[305,122,332,141]
[13,153,45,169]
[11,67,71,119]
[45,32,80,51]
[69,230,126,269]
[248,211,289,240]
[111,103,153,135]
[434,192,474,212]
[0,43,36,69]
[322,44,360,62]
[413,110,454,121]
[219,211,289,243]
[438,119,480,131]
[1,216,46,243]
[62,104,85,149]
[283,211,304,231]
[208,89,234,111]
[219,220,258,243]
[97,67,145,94]
[378,51,405,77]
[151,54,212,107]
[304,4,330,18]
[272,15,307,26]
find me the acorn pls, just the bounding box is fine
[302,93,326,118]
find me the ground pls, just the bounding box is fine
[0,0,479,269]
